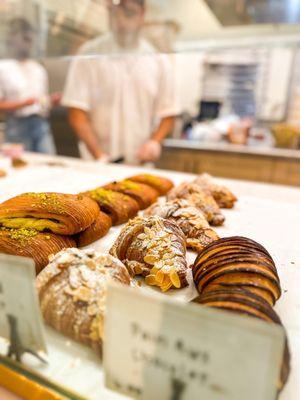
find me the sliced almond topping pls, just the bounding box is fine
[155,270,165,284]
[134,264,143,275]
[145,275,157,286]
[150,266,159,275]
[161,278,173,292]
[144,254,158,265]
[170,270,181,288]
[65,286,92,303]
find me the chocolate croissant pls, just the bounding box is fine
[194,173,237,208]
[128,174,174,196]
[0,193,99,235]
[110,216,188,292]
[193,237,281,306]
[0,228,76,274]
[167,182,225,226]
[76,211,112,247]
[145,199,219,252]
[104,180,159,210]
[36,248,131,355]
[195,288,290,391]
[84,188,139,226]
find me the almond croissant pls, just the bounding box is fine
[194,173,237,209]
[36,248,131,355]
[145,199,219,252]
[0,193,99,235]
[0,228,76,273]
[110,216,188,292]
[167,182,225,226]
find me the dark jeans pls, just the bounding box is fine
[5,115,56,154]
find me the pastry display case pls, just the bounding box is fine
[0,1,300,399]
[0,152,299,400]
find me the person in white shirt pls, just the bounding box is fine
[0,18,57,154]
[62,0,178,164]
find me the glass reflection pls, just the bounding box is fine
[62,0,179,165]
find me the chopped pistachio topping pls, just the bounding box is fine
[0,227,38,245]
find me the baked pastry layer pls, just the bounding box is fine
[0,193,99,235]
[128,174,174,195]
[145,199,219,252]
[193,236,281,306]
[110,215,188,291]
[84,188,139,225]
[0,227,76,273]
[76,211,112,247]
[167,182,225,226]
[194,173,237,208]
[104,180,159,210]
[36,248,131,354]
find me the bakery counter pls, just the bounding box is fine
[0,152,299,400]
[157,139,300,186]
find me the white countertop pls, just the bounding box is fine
[163,139,300,160]
[0,153,299,400]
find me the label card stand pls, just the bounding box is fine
[0,254,47,364]
[104,284,285,400]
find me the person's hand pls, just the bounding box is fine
[137,140,162,163]
[22,97,37,107]
[96,153,110,164]
[50,92,62,106]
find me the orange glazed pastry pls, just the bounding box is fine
[128,174,174,196]
[104,180,159,210]
[37,248,131,355]
[84,188,139,226]
[0,228,75,274]
[76,211,112,247]
[0,192,99,235]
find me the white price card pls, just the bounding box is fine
[0,254,47,360]
[104,284,285,400]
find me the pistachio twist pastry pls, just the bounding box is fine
[0,193,100,235]
[145,199,219,252]
[76,211,112,247]
[110,216,188,292]
[83,188,139,226]
[36,248,131,355]
[104,180,159,210]
[0,228,76,274]
[167,182,225,226]
[127,174,174,196]
[195,288,290,392]
[193,237,281,306]
[193,173,237,209]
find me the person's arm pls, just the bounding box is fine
[137,116,175,163]
[68,107,107,160]
[0,98,36,112]
[151,116,175,143]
